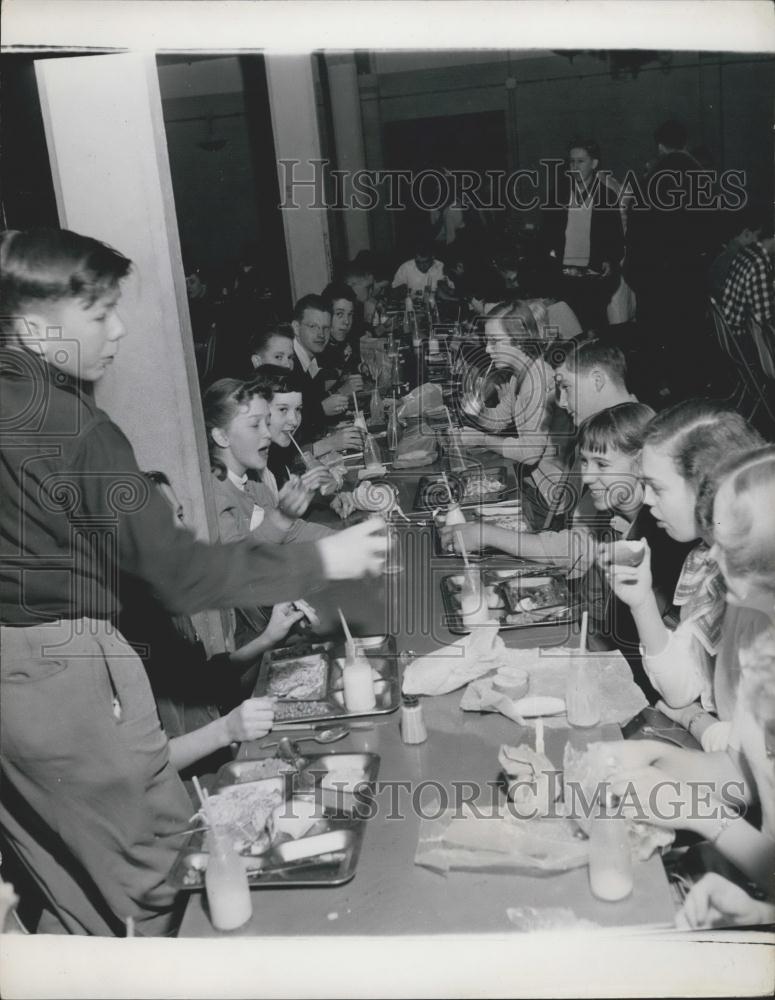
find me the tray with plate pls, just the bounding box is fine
[413,465,511,512]
[440,568,575,634]
[253,636,400,723]
[167,751,380,891]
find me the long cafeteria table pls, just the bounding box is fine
[178,448,675,937]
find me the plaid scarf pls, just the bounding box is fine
[673,542,727,655]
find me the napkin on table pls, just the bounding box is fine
[460,647,647,728]
[402,623,505,696]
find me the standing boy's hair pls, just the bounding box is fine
[248,322,294,358]
[0,228,132,316]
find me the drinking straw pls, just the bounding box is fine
[337,606,354,646]
[352,391,360,416]
[456,529,471,568]
[579,610,589,654]
[192,775,214,827]
[445,406,455,433]
[288,432,310,467]
[535,717,545,757]
[441,470,454,504]
[125,917,135,939]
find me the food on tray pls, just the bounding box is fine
[233,758,296,781]
[485,585,506,610]
[272,796,320,840]
[202,779,285,855]
[273,700,333,722]
[321,764,367,795]
[268,655,329,701]
[501,576,568,614]
[461,473,504,499]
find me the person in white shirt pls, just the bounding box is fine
[392,237,445,297]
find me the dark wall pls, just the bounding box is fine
[1,56,60,229]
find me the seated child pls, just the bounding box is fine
[598,400,764,750]
[319,282,363,386]
[574,402,690,699]
[602,446,775,896]
[119,472,303,789]
[203,377,335,546]
[249,322,294,371]
[391,235,445,297]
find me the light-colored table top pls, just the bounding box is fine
[179,691,674,937]
[179,451,674,937]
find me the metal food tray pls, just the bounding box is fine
[168,752,380,891]
[440,568,576,635]
[413,465,511,512]
[431,505,528,560]
[254,636,400,723]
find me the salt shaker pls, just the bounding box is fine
[401,695,427,744]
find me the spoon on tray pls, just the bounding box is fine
[259,725,350,751]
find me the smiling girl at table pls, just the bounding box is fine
[574,402,690,698]
[599,400,764,750]
[603,445,775,897]
[204,376,335,548]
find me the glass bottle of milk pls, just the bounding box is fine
[205,827,252,931]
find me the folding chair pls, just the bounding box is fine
[707,298,764,421]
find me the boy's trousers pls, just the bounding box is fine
[0,618,192,935]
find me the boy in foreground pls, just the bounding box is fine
[0,228,386,935]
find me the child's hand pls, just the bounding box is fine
[278,476,313,519]
[224,697,276,743]
[439,520,488,554]
[318,518,387,578]
[331,491,357,520]
[676,873,775,930]
[263,601,305,644]
[300,466,337,495]
[597,539,654,608]
[322,394,349,417]
[329,426,364,453]
[338,374,364,395]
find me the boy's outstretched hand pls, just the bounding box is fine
[318,517,387,578]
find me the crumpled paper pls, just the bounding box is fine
[562,741,675,860]
[460,647,647,728]
[414,801,589,876]
[402,623,506,696]
[397,383,445,421]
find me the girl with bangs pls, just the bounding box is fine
[575,402,690,698]
[598,400,765,750]
[598,446,775,917]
